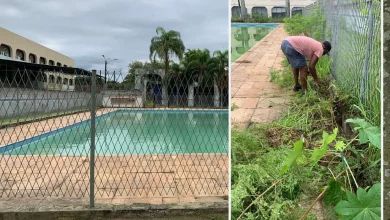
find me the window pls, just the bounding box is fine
[57,62,62,67]
[232,6,241,17]
[64,65,67,67]
[29,53,36,63]
[16,49,25,61]
[49,75,55,83]
[69,79,73,86]
[252,7,268,16]
[63,78,68,85]
[49,60,55,65]
[57,77,62,84]
[40,57,46,65]
[292,7,304,16]
[272,7,286,18]
[0,44,11,57]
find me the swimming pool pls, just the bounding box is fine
[1,110,228,156]
[231,23,279,63]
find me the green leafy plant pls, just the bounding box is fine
[334,183,380,219]
[346,118,381,149]
[324,178,346,206]
[280,138,304,175]
[283,5,325,40]
[310,128,338,165]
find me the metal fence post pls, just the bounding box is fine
[90,69,97,208]
[360,0,374,102]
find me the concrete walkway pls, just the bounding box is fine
[231,24,292,129]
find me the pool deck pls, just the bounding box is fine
[231,24,292,129]
[0,153,228,206]
[0,108,228,207]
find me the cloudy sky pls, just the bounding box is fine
[0,0,229,79]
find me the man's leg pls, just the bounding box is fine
[299,66,309,92]
[293,68,299,86]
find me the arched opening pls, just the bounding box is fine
[49,60,54,65]
[57,62,62,67]
[39,57,46,65]
[29,53,37,63]
[63,78,68,85]
[64,65,67,67]
[146,74,163,105]
[252,7,268,16]
[49,75,55,83]
[0,44,11,57]
[69,79,73,86]
[16,49,25,61]
[292,7,304,16]
[231,6,241,17]
[56,76,62,84]
[272,7,286,18]
[0,65,14,86]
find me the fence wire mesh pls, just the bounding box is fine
[0,59,229,206]
[303,0,381,119]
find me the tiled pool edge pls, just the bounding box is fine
[0,109,229,153]
[231,23,280,27]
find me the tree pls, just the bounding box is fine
[185,49,212,85]
[182,49,212,107]
[149,26,185,106]
[208,50,229,107]
[168,61,185,105]
[122,61,143,89]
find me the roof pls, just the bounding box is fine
[0,58,102,77]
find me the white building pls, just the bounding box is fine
[231,0,316,18]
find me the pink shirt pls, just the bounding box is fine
[286,36,323,60]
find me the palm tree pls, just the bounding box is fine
[150,27,185,106]
[168,61,184,106]
[208,50,229,107]
[183,49,212,107]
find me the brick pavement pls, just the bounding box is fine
[0,154,228,205]
[231,24,292,129]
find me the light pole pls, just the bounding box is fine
[102,55,118,84]
[286,0,290,18]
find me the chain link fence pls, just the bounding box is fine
[303,0,381,122]
[0,59,228,207]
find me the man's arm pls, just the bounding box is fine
[309,55,320,84]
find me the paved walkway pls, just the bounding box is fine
[0,154,228,205]
[231,24,292,129]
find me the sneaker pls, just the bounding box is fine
[293,84,302,92]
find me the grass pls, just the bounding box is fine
[231,103,239,111]
[231,54,380,219]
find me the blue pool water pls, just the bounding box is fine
[1,110,228,156]
[231,23,279,63]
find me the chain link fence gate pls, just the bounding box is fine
[303,0,381,122]
[0,60,229,207]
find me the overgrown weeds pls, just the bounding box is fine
[232,14,284,24]
[232,5,380,219]
[232,55,380,220]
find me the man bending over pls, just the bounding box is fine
[281,36,331,93]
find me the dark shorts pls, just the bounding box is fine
[281,40,306,68]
